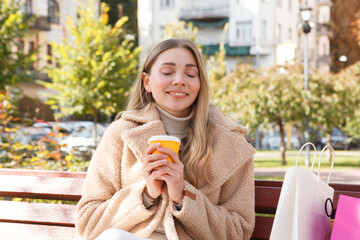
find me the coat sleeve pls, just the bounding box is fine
[172,156,255,240]
[75,121,158,240]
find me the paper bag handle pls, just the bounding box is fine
[317,145,335,184]
[296,142,317,167]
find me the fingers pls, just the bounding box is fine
[143,159,168,175]
[156,147,181,165]
[145,143,160,155]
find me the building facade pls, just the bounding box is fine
[17,0,98,120]
[138,0,332,72]
[19,0,91,99]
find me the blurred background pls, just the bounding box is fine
[1,0,360,171]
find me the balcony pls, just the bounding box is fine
[180,3,229,20]
[317,55,331,66]
[317,0,333,6]
[28,15,51,31]
[316,23,333,38]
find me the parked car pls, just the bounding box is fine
[60,123,106,153]
[320,128,352,150]
[261,132,301,150]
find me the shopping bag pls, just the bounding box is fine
[330,194,360,240]
[270,143,335,240]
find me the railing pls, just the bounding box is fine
[28,15,51,31]
[180,4,229,20]
[317,54,331,66]
[316,23,333,38]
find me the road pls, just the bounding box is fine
[254,151,360,184]
[255,167,360,184]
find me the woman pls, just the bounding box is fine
[76,38,256,240]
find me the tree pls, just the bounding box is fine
[208,23,229,86]
[101,0,138,45]
[307,67,360,159]
[330,0,360,73]
[336,62,360,139]
[218,64,306,165]
[163,21,199,43]
[41,2,140,144]
[0,0,36,89]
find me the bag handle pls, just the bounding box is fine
[317,145,335,184]
[296,142,317,168]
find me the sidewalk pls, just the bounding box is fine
[255,167,360,184]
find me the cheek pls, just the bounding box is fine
[191,79,201,94]
[149,74,170,90]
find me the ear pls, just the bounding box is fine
[142,72,151,93]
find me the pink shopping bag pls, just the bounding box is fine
[330,194,360,240]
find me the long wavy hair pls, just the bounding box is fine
[127,38,213,186]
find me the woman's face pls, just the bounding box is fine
[143,48,201,117]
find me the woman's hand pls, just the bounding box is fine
[142,143,169,200]
[156,147,185,204]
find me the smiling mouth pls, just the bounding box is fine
[167,91,188,96]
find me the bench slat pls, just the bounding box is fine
[0,169,86,178]
[0,175,83,201]
[0,222,80,240]
[0,201,76,226]
[255,186,281,214]
[251,216,274,240]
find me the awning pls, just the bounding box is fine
[202,44,251,56]
[181,18,229,28]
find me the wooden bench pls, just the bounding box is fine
[0,169,360,240]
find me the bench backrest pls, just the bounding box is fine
[1,169,360,240]
[0,169,85,240]
[253,180,360,240]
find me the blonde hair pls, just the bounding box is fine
[127,38,213,186]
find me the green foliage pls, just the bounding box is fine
[163,21,199,44]
[101,0,138,45]
[208,23,229,85]
[338,62,360,138]
[216,64,305,133]
[0,88,86,171]
[0,0,37,89]
[41,2,140,120]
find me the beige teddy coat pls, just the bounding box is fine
[75,103,256,240]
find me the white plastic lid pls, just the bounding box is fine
[148,135,181,144]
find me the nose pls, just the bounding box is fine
[172,73,185,85]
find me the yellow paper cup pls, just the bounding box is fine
[148,135,181,163]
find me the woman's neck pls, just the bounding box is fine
[155,104,194,141]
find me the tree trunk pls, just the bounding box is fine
[92,107,99,150]
[278,118,287,165]
[326,130,332,161]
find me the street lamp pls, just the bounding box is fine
[300,6,312,167]
[339,55,348,69]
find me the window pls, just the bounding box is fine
[19,40,25,52]
[288,28,292,41]
[161,0,174,9]
[278,0,282,8]
[236,21,252,42]
[21,0,32,15]
[262,20,267,39]
[48,0,59,24]
[277,24,282,42]
[29,41,35,69]
[47,44,52,64]
[288,0,292,12]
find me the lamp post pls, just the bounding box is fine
[339,55,348,70]
[300,6,312,167]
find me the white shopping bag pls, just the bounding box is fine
[270,143,335,240]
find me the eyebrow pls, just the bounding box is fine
[160,62,198,68]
